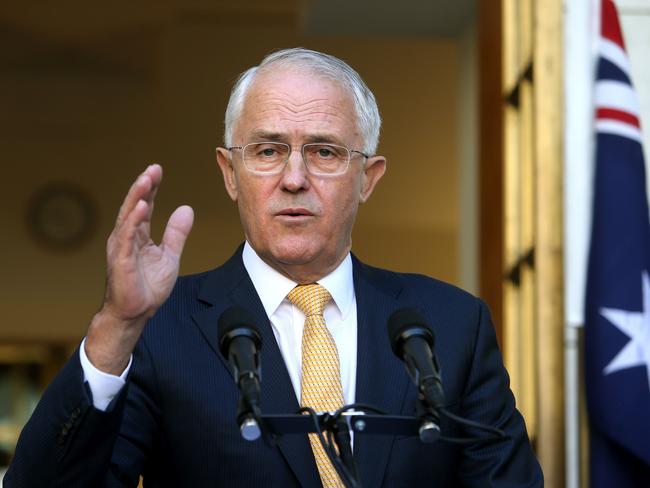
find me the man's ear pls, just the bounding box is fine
[360,156,386,203]
[216,147,238,201]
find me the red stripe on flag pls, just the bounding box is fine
[601,0,626,50]
[596,108,640,128]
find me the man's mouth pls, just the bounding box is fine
[277,208,314,217]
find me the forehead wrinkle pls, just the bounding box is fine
[262,95,332,109]
[256,101,347,118]
[257,109,349,121]
[248,129,346,146]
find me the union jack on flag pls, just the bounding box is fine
[594,1,643,142]
[585,0,650,486]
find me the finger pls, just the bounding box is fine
[115,165,162,228]
[118,199,151,258]
[161,205,195,258]
[140,165,163,235]
[115,172,151,229]
[143,164,162,212]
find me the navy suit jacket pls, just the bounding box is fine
[7,247,542,487]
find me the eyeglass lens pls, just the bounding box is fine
[242,142,350,174]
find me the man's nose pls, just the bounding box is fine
[280,149,310,192]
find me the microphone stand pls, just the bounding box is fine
[234,406,506,488]
[414,396,441,443]
[330,415,361,487]
[235,372,276,444]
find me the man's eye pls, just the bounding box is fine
[261,148,277,157]
[318,148,334,158]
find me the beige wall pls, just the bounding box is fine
[0,21,460,342]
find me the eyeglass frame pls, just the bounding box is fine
[226,141,370,176]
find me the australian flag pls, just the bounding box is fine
[585,0,650,485]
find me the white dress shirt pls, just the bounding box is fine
[81,242,358,411]
[79,337,130,411]
[242,242,357,406]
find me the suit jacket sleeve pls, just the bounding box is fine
[456,299,543,486]
[5,338,161,488]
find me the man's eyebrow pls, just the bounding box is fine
[250,130,285,141]
[303,134,342,145]
[248,130,344,145]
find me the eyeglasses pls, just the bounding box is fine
[226,142,369,176]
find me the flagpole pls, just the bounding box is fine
[563,0,600,487]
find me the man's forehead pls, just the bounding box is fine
[247,129,349,145]
[246,66,350,104]
[233,66,359,142]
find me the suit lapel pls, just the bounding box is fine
[191,248,320,487]
[352,257,411,488]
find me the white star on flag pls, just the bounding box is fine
[600,270,650,392]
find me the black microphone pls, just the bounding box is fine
[387,308,445,414]
[218,307,262,441]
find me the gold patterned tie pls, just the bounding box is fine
[287,284,344,488]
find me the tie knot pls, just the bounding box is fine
[287,284,332,317]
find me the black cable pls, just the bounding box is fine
[335,403,505,446]
[439,408,506,439]
[296,402,505,486]
[439,436,499,445]
[328,404,385,488]
[332,403,387,416]
[298,407,358,488]
[326,419,361,486]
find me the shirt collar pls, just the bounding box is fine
[242,241,354,318]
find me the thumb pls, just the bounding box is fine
[162,205,194,258]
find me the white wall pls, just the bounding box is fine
[458,15,478,295]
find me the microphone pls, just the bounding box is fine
[387,308,445,414]
[218,307,262,441]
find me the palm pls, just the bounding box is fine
[139,245,178,307]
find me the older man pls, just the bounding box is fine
[6,48,542,487]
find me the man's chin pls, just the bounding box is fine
[269,247,318,267]
[263,243,324,271]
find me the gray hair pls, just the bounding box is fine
[223,47,382,155]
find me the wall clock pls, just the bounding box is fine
[26,182,98,251]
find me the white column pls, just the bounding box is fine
[563,1,601,487]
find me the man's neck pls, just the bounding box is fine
[250,245,350,284]
[242,242,354,321]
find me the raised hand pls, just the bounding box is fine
[85,164,194,374]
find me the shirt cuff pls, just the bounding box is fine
[79,337,132,411]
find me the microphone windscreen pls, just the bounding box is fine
[387,308,433,355]
[217,307,261,355]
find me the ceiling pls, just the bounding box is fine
[0,0,476,93]
[0,0,476,49]
[303,0,476,38]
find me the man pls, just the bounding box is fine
[6,48,542,487]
